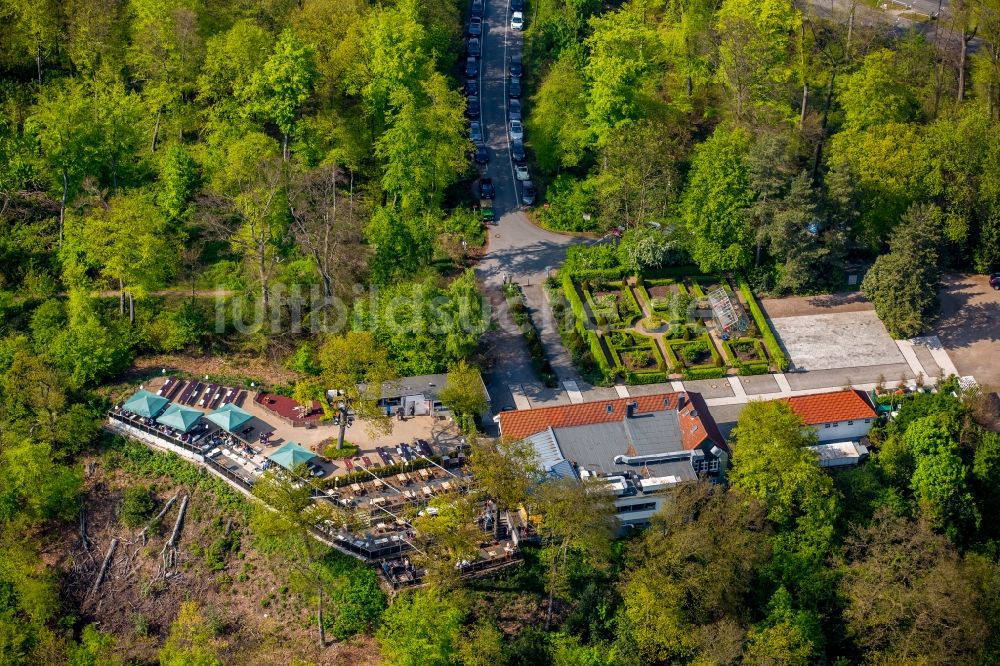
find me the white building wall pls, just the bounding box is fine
[613,496,666,532]
[812,418,873,443]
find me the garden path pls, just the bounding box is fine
[622,278,675,377]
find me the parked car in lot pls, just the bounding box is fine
[465,78,478,96]
[515,164,529,181]
[509,53,522,78]
[991,273,1000,290]
[469,121,483,143]
[521,180,536,206]
[511,137,525,162]
[479,177,495,199]
[466,96,480,118]
[471,0,484,18]
[508,77,521,98]
[511,11,524,30]
[509,119,523,140]
[465,56,478,78]
[468,16,482,36]
[509,98,522,121]
[468,37,480,56]
[474,144,489,164]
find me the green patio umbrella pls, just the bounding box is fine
[156,404,203,433]
[123,389,169,418]
[267,442,316,470]
[206,402,253,432]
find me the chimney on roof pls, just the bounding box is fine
[678,392,686,409]
[626,401,638,418]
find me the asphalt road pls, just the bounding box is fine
[471,0,585,416]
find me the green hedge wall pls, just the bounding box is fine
[682,366,727,380]
[640,265,704,280]
[738,279,789,371]
[625,371,668,385]
[621,281,643,323]
[568,267,627,281]
[563,272,589,331]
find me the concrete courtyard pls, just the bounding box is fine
[770,311,904,371]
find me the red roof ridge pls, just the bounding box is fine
[498,392,724,452]
[783,389,876,425]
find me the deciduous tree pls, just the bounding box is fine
[317,331,394,450]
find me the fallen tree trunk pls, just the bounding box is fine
[167,495,189,548]
[140,492,179,545]
[160,495,189,576]
[90,538,119,597]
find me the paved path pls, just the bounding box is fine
[474,0,584,410]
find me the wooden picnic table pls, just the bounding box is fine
[422,485,433,497]
[419,468,430,479]
[350,483,362,493]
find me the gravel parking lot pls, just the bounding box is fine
[936,273,1000,387]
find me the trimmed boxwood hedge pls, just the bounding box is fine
[682,366,727,380]
[624,371,668,384]
[737,279,789,371]
[568,267,626,281]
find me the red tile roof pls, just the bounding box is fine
[784,390,875,425]
[498,392,724,451]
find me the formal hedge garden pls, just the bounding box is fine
[554,265,788,383]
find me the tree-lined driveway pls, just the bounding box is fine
[472,0,585,413]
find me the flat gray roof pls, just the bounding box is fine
[359,373,490,404]
[552,410,693,480]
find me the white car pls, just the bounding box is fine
[511,11,524,31]
[509,119,523,141]
[515,165,529,181]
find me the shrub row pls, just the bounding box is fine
[568,267,627,282]
[682,366,727,381]
[737,361,771,376]
[507,286,560,388]
[621,281,643,323]
[562,272,589,329]
[737,279,790,371]
[640,265,704,280]
[624,371,668,384]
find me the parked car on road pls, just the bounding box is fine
[479,177,495,199]
[469,121,483,143]
[508,78,521,98]
[515,164,529,181]
[468,16,482,36]
[466,96,480,118]
[465,78,478,96]
[511,0,524,10]
[468,37,481,56]
[521,180,536,206]
[511,11,524,30]
[509,119,523,140]
[991,273,1000,290]
[511,137,525,162]
[509,52,522,78]
[474,144,489,164]
[465,56,478,78]
[471,0,484,18]
[509,98,521,121]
